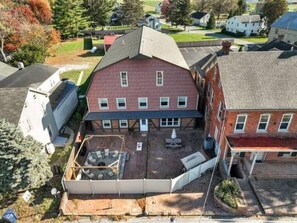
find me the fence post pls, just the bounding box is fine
[89,180,94,195]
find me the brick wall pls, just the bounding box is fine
[87,58,198,112]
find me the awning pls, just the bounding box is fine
[84,110,203,121]
[227,136,297,153]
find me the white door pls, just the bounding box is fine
[139,119,148,132]
[250,152,265,162]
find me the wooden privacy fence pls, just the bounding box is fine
[63,157,217,195]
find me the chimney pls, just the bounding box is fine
[222,41,232,55]
[17,62,24,70]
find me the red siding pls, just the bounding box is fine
[87,58,198,112]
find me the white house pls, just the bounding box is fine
[155,2,162,14]
[226,15,265,36]
[268,12,297,45]
[0,64,78,146]
[138,14,161,30]
[191,12,210,27]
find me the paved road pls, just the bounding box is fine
[64,216,297,223]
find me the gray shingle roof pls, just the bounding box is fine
[233,15,262,23]
[271,12,297,31]
[94,26,189,71]
[0,64,58,88]
[0,62,18,81]
[0,88,28,125]
[218,51,297,110]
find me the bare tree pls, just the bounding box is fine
[193,0,212,12]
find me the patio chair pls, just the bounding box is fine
[98,173,104,180]
[107,171,114,177]
[104,149,109,157]
[88,155,96,163]
[112,150,119,158]
[96,151,102,159]
[88,172,94,179]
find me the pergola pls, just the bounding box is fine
[70,134,125,180]
[223,136,297,176]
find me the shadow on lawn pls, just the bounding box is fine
[79,49,105,58]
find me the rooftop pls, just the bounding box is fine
[191,12,208,20]
[0,62,18,81]
[218,51,297,110]
[231,15,262,23]
[94,26,189,72]
[271,11,297,31]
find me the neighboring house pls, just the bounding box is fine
[191,12,210,27]
[201,51,297,176]
[85,26,201,132]
[268,12,297,45]
[249,39,297,51]
[104,35,121,53]
[138,14,161,30]
[155,2,162,14]
[0,62,17,81]
[109,2,123,26]
[0,64,78,145]
[226,15,265,36]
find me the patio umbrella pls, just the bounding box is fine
[171,129,177,139]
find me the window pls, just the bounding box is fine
[245,24,247,27]
[210,88,214,107]
[177,96,187,108]
[119,120,128,128]
[98,98,109,110]
[207,84,211,97]
[235,114,247,132]
[156,71,163,86]
[257,114,270,132]
[102,120,111,129]
[138,97,148,109]
[160,97,169,108]
[278,114,293,131]
[217,101,224,120]
[252,23,255,26]
[25,119,32,132]
[120,72,128,87]
[116,98,126,109]
[278,152,297,157]
[200,79,204,89]
[160,118,180,127]
[275,29,278,34]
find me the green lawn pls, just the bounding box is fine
[247,3,256,13]
[161,24,183,33]
[289,4,297,11]
[240,37,268,43]
[55,39,84,54]
[169,33,218,42]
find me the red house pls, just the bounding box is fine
[103,35,121,52]
[85,26,201,132]
[200,51,297,176]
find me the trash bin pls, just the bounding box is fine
[1,208,17,223]
[203,136,214,150]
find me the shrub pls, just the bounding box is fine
[215,179,242,209]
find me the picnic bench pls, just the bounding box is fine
[166,138,182,149]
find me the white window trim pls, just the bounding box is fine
[138,97,148,109]
[102,120,111,129]
[177,96,187,108]
[210,88,214,107]
[156,71,163,86]
[116,98,126,109]
[98,98,109,110]
[119,120,128,128]
[278,114,293,132]
[160,97,169,109]
[217,101,224,121]
[160,118,180,127]
[234,114,247,133]
[120,71,128,87]
[257,114,270,132]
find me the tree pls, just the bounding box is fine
[0,119,52,194]
[166,0,193,29]
[10,44,48,66]
[121,0,144,26]
[28,0,52,24]
[234,0,246,15]
[262,0,288,27]
[206,11,216,29]
[212,0,237,19]
[161,0,169,15]
[53,0,89,38]
[84,0,115,29]
[193,0,212,12]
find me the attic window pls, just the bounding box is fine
[120,72,128,87]
[33,95,36,99]
[156,71,163,86]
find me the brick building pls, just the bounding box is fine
[198,51,297,176]
[85,26,201,132]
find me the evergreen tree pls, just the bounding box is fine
[166,0,193,29]
[53,0,89,38]
[228,9,234,19]
[206,11,216,29]
[121,0,144,26]
[262,0,288,27]
[235,0,247,15]
[84,0,116,29]
[0,119,53,194]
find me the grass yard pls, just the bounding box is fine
[247,3,256,13]
[289,4,297,11]
[169,33,218,42]
[240,36,268,43]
